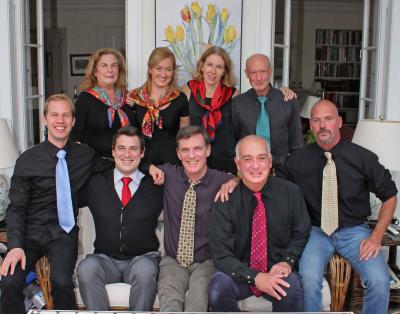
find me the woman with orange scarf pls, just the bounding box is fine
[128,47,189,165]
[71,48,134,158]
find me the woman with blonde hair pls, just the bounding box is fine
[183,46,239,173]
[71,48,135,158]
[128,47,189,165]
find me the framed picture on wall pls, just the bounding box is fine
[70,54,90,76]
[155,0,243,88]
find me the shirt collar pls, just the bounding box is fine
[241,178,271,204]
[177,165,211,186]
[314,138,346,159]
[114,168,144,186]
[44,139,72,157]
[249,84,277,100]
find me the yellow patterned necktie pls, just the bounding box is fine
[321,152,339,235]
[176,180,200,267]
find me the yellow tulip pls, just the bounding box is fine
[221,8,229,23]
[180,5,191,22]
[206,4,216,24]
[224,26,237,44]
[165,25,175,43]
[191,1,202,17]
[176,25,185,42]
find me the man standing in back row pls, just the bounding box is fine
[232,54,303,169]
[278,100,397,314]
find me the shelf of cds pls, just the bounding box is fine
[314,29,362,127]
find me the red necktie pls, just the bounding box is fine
[121,177,132,207]
[250,192,268,297]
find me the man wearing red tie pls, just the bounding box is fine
[77,126,163,311]
[208,135,310,312]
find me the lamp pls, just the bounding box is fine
[352,119,400,171]
[0,118,19,222]
[300,96,321,119]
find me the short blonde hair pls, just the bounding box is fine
[43,94,75,117]
[192,46,235,87]
[80,48,127,92]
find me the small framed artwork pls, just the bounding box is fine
[70,54,91,76]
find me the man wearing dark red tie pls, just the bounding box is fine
[76,126,163,311]
[208,135,310,312]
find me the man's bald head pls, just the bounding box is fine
[245,54,271,70]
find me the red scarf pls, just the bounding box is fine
[188,80,234,141]
[128,86,179,138]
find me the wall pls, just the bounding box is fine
[48,0,125,98]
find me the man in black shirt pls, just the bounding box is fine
[1,94,108,314]
[77,126,163,311]
[278,100,397,314]
[209,135,310,312]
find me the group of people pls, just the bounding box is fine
[0,44,397,314]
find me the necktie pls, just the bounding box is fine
[121,177,132,207]
[176,180,199,267]
[320,152,339,235]
[250,192,268,297]
[256,96,271,145]
[56,150,75,233]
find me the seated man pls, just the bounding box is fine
[151,125,238,312]
[1,94,108,314]
[77,126,163,311]
[209,135,310,312]
[278,100,398,314]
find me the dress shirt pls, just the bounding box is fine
[209,177,311,284]
[231,86,303,167]
[114,168,145,200]
[278,139,398,228]
[7,140,110,250]
[159,163,233,263]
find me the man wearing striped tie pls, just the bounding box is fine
[232,54,303,170]
[278,100,398,314]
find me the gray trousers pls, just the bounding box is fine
[157,256,215,312]
[77,251,160,311]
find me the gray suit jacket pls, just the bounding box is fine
[232,86,303,167]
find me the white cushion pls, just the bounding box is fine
[237,277,331,312]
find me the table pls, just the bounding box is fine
[27,311,355,314]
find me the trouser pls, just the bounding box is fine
[77,251,160,311]
[1,232,78,314]
[300,225,389,314]
[157,256,215,312]
[209,270,303,312]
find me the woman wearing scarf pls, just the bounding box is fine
[71,48,135,158]
[127,47,189,165]
[183,46,239,174]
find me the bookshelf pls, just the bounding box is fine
[314,29,362,127]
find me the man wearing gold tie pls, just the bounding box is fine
[278,100,398,314]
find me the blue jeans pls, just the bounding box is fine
[299,225,389,314]
[209,271,303,312]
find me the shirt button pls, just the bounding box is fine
[122,226,126,230]
[120,207,124,210]
[232,272,235,276]
[247,276,250,279]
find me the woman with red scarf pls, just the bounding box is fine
[127,47,189,165]
[71,48,135,158]
[183,46,239,174]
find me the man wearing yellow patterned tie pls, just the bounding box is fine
[149,125,239,312]
[278,100,398,314]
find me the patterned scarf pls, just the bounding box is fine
[188,80,234,141]
[128,86,179,138]
[86,86,129,128]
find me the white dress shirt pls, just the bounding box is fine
[114,168,145,201]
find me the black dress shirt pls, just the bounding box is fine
[277,139,398,228]
[209,177,311,284]
[6,140,110,250]
[231,86,303,167]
